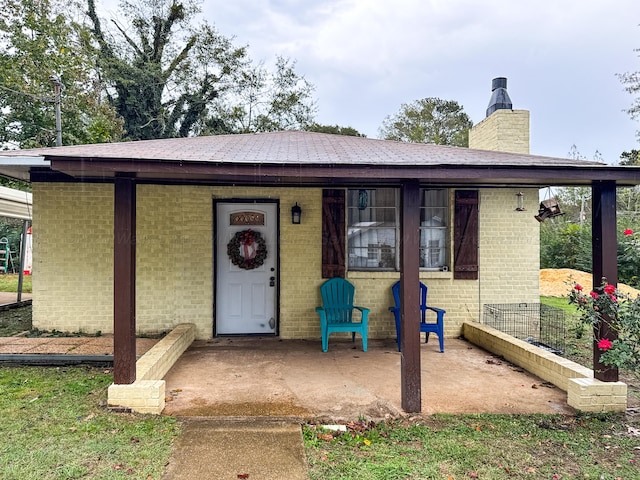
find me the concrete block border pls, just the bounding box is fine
[463,321,627,412]
[107,323,196,414]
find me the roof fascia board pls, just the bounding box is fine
[48,158,640,186]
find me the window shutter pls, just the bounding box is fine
[322,189,346,278]
[454,190,479,280]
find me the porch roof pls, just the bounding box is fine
[1,131,640,187]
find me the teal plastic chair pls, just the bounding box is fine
[389,280,445,352]
[315,278,370,352]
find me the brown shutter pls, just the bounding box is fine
[322,189,346,278]
[454,190,479,280]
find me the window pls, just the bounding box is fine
[346,188,449,271]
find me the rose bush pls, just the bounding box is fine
[569,274,640,375]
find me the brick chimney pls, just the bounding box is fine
[469,77,530,154]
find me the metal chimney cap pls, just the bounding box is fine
[492,77,508,91]
[486,77,512,117]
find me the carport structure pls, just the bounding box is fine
[1,130,640,413]
[0,186,32,302]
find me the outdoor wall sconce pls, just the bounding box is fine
[534,198,564,222]
[291,203,302,224]
[515,192,525,211]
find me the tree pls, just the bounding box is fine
[0,0,122,148]
[86,0,316,139]
[540,220,591,272]
[378,97,472,146]
[210,56,316,134]
[619,47,640,140]
[305,123,366,137]
[619,149,640,166]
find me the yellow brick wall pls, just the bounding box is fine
[33,184,540,341]
[469,110,530,154]
[32,183,114,333]
[479,188,541,307]
[33,183,325,340]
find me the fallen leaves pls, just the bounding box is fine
[627,425,640,436]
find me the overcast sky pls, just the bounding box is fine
[195,0,639,163]
[99,0,640,163]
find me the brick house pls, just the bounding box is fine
[1,79,639,410]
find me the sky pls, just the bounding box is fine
[103,0,640,164]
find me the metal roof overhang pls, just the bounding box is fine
[36,157,640,188]
[0,186,32,220]
[0,156,50,182]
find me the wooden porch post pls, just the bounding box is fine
[113,176,136,385]
[400,180,421,412]
[591,180,619,382]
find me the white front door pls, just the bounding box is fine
[215,202,278,335]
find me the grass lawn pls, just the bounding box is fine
[0,366,180,479]
[0,273,31,293]
[304,415,640,479]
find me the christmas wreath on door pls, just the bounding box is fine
[227,229,268,270]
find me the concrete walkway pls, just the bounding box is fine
[162,418,308,480]
[0,292,31,306]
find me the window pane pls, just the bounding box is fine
[348,227,396,268]
[347,188,398,270]
[419,189,449,270]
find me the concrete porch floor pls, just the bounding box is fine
[162,337,575,420]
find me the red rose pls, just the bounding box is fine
[598,338,613,351]
[574,284,583,291]
[624,229,634,236]
[590,291,599,299]
[604,284,616,295]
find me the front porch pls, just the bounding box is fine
[160,334,574,420]
[104,319,630,418]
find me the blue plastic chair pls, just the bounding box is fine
[389,280,445,352]
[315,278,370,352]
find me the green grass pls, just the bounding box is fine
[0,273,32,293]
[304,415,640,479]
[540,295,580,317]
[0,367,180,479]
[541,295,592,366]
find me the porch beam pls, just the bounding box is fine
[591,180,618,382]
[49,159,640,186]
[113,176,137,385]
[400,180,421,412]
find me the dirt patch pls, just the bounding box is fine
[0,305,32,336]
[166,398,312,417]
[540,268,640,297]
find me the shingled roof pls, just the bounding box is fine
[1,131,640,186]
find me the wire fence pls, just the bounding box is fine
[483,303,566,356]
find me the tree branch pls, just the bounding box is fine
[110,19,144,58]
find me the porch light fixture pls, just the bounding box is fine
[515,191,525,211]
[291,203,302,224]
[358,189,368,210]
[534,198,564,222]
